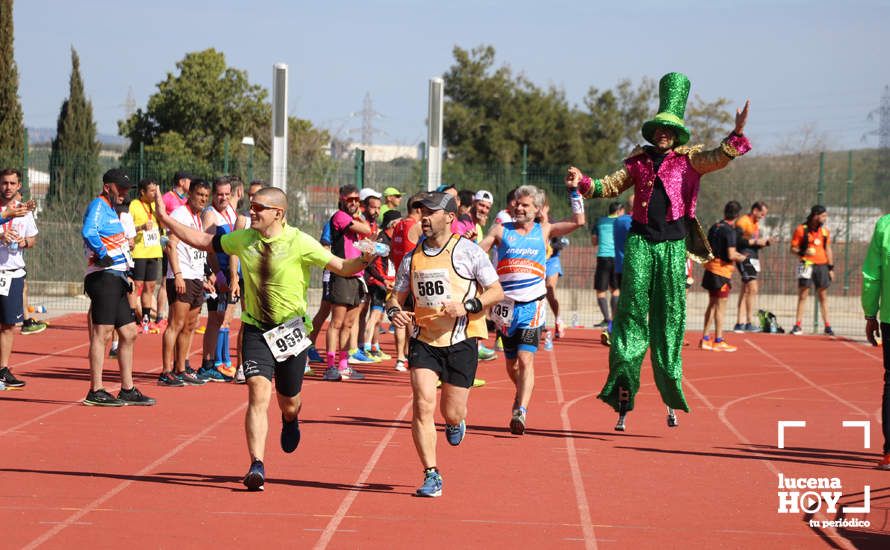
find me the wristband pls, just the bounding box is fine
[174,271,182,277]
[828,264,834,271]
[386,306,402,322]
[463,297,482,314]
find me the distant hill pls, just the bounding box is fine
[27,127,128,148]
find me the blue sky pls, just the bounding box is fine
[14,0,890,152]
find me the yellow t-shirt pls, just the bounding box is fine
[128,199,162,259]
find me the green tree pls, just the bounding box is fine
[48,47,100,205]
[443,45,581,166]
[119,48,268,161]
[119,48,330,181]
[685,95,734,146]
[0,0,24,165]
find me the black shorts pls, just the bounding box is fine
[594,257,619,291]
[0,275,24,325]
[206,291,230,313]
[615,272,623,290]
[329,274,365,307]
[799,264,831,290]
[165,278,205,309]
[368,284,386,310]
[408,337,478,389]
[702,270,731,298]
[161,255,169,283]
[132,258,161,282]
[85,271,136,328]
[498,326,544,359]
[242,323,306,397]
[737,258,758,282]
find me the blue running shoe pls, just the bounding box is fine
[281,414,301,453]
[243,460,265,491]
[349,349,375,364]
[415,469,443,498]
[307,346,325,364]
[198,366,231,383]
[445,420,466,446]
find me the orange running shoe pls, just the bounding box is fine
[217,363,237,378]
[878,453,890,470]
[699,338,713,351]
[713,340,738,352]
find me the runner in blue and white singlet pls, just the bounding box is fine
[480,183,585,435]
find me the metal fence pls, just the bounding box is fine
[6,145,888,340]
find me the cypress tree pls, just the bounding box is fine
[0,0,25,166]
[49,47,100,204]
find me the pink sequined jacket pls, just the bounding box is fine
[579,133,752,224]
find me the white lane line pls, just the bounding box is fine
[313,399,412,550]
[23,401,247,549]
[548,350,597,550]
[1,344,203,437]
[839,339,882,362]
[744,339,872,417]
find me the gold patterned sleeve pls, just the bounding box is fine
[688,133,752,175]
[581,167,632,199]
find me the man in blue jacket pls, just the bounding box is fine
[81,169,155,407]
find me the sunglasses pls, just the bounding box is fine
[250,201,283,213]
[342,196,361,203]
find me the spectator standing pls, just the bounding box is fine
[790,205,834,335]
[733,202,773,332]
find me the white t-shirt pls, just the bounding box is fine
[494,209,514,225]
[0,205,38,276]
[166,204,207,280]
[394,237,498,293]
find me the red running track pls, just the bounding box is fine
[1,313,889,549]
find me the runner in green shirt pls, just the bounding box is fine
[862,213,890,470]
[155,186,375,491]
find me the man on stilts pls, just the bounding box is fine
[567,72,751,431]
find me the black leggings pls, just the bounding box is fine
[881,323,890,454]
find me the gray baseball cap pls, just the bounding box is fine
[411,192,457,213]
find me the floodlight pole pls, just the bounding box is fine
[271,63,288,192]
[426,77,444,191]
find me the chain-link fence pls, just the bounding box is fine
[5,145,888,339]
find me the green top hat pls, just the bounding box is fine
[642,72,691,146]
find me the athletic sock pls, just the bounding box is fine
[715,337,724,343]
[361,342,371,353]
[215,331,225,364]
[597,297,610,321]
[702,335,711,341]
[326,352,337,368]
[372,343,380,352]
[220,327,232,365]
[338,350,349,370]
[610,295,619,318]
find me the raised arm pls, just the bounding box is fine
[689,100,752,175]
[567,165,634,200]
[154,197,214,253]
[479,222,503,253]
[324,250,374,278]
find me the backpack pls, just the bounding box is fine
[757,309,784,334]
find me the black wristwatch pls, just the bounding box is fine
[386,306,402,322]
[463,297,482,314]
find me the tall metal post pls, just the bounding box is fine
[813,152,825,332]
[271,63,288,192]
[223,136,230,174]
[843,150,853,295]
[426,77,444,191]
[521,143,528,186]
[139,142,145,180]
[22,128,29,194]
[354,148,365,189]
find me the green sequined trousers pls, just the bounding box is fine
[598,233,690,413]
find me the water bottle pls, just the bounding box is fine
[355,239,390,257]
[8,241,18,253]
[543,330,554,351]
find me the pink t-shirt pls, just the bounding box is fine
[162,190,187,215]
[330,210,363,277]
[451,217,475,236]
